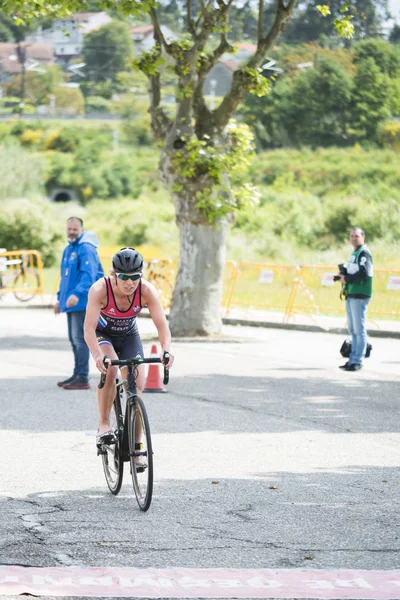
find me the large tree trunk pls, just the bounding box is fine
[159,146,230,336]
[169,216,229,336]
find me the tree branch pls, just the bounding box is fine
[187,0,195,34]
[214,0,298,129]
[258,0,264,43]
[148,72,172,141]
[149,7,172,54]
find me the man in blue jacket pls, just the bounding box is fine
[54,217,104,389]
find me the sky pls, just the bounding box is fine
[388,0,400,21]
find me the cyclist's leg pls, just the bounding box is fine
[119,324,145,393]
[96,332,119,436]
[119,326,145,445]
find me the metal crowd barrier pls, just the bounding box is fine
[47,253,400,324]
[0,249,44,301]
[223,262,300,318]
[144,258,177,310]
[285,265,344,323]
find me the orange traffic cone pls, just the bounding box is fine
[143,344,167,393]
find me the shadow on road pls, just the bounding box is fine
[1,372,399,434]
[1,466,399,572]
[1,336,69,351]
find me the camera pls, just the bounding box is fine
[333,263,347,282]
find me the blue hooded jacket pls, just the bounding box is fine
[57,231,104,313]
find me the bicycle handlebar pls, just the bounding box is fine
[98,354,170,389]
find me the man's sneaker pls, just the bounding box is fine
[339,362,350,370]
[134,443,148,471]
[63,377,90,390]
[345,363,363,372]
[57,376,74,387]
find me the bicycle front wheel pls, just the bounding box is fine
[14,268,40,302]
[102,388,124,495]
[128,396,153,511]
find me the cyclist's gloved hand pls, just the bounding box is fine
[162,350,174,369]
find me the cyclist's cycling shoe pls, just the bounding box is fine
[96,430,116,448]
[134,443,148,472]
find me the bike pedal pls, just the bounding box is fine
[97,446,107,456]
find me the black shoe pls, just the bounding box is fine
[63,377,90,390]
[345,363,363,372]
[57,376,74,387]
[339,362,350,370]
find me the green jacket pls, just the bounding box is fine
[345,244,373,298]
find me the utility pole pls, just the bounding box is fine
[16,43,27,118]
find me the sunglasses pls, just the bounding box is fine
[116,272,142,281]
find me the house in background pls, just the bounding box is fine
[204,43,257,97]
[131,24,177,54]
[0,42,54,80]
[26,12,112,67]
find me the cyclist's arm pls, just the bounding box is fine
[84,280,107,372]
[142,280,173,367]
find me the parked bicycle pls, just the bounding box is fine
[0,251,41,302]
[97,353,169,512]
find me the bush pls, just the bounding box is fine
[85,96,112,113]
[44,129,81,152]
[0,198,63,266]
[44,147,146,202]
[44,126,113,153]
[84,193,178,253]
[121,118,153,147]
[20,129,44,147]
[52,87,85,116]
[378,121,400,151]
[0,142,44,200]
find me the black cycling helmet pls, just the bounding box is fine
[112,247,143,273]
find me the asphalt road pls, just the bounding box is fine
[0,308,399,598]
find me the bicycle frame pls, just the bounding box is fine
[99,354,169,464]
[119,364,140,463]
[98,354,169,509]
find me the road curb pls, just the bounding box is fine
[221,317,400,339]
[3,303,400,340]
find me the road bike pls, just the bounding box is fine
[97,354,169,512]
[0,252,41,302]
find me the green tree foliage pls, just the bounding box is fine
[240,40,400,147]
[271,56,352,146]
[283,0,389,43]
[351,56,391,139]
[2,0,360,334]
[390,24,400,44]
[82,20,134,83]
[353,38,400,78]
[0,18,12,40]
[4,64,65,106]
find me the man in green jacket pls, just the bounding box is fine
[338,227,373,372]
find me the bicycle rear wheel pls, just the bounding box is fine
[102,387,124,495]
[14,268,40,302]
[128,396,153,511]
